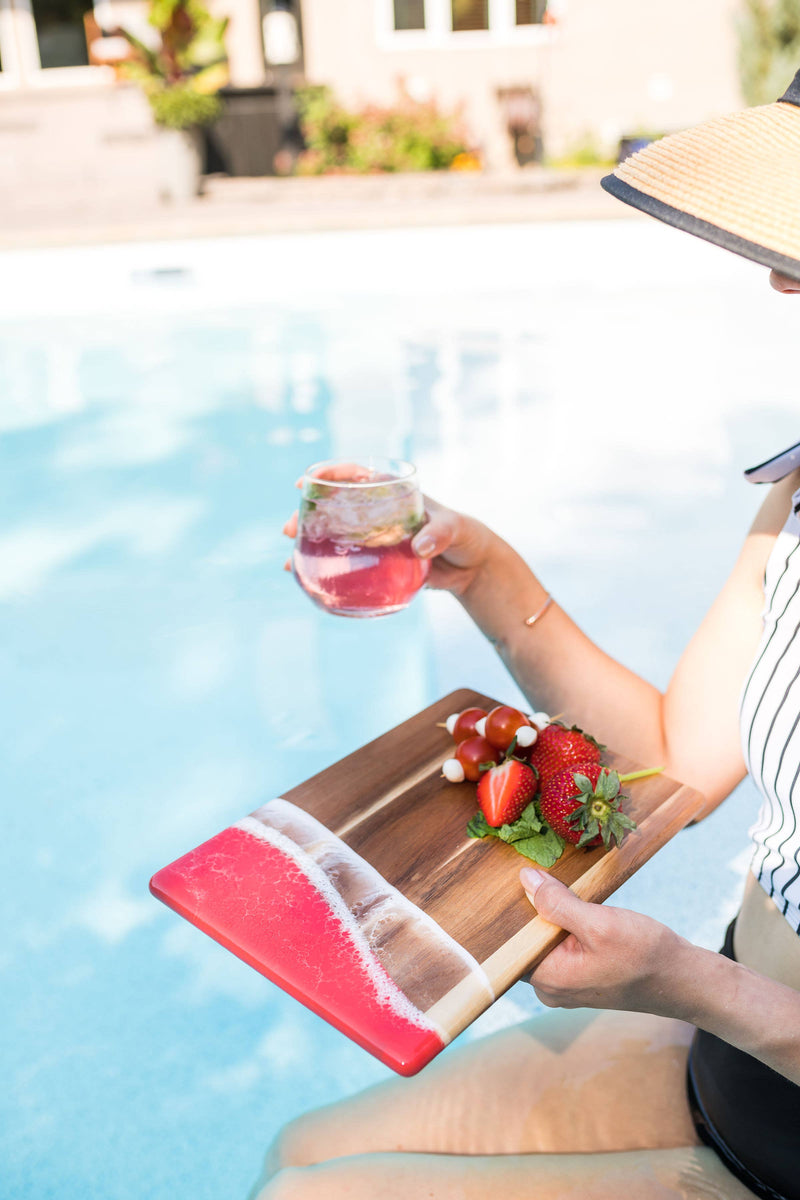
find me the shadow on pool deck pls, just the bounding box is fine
[2,167,630,251]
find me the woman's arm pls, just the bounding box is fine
[521,869,800,1086]
[413,474,799,812]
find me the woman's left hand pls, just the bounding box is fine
[522,867,800,1086]
[521,867,690,1017]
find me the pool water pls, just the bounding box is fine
[1,221,797,1199]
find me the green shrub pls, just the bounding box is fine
[149,86,222,130]
[294,85,474,174]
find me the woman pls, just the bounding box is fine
[256,73,800,1200]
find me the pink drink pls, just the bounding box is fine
[295,532,429,615]
[293,459,430,618]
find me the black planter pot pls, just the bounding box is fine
[204,86,302,177]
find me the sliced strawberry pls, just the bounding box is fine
[476,759,537,828]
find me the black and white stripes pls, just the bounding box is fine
[740,504,800,934]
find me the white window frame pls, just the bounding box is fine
[375,0,558,50]
[0,0,23,86]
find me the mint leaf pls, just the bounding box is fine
[496,822,530,843]
[513,827,565,868]
[497,815,543,843]
[519,801,541,828]
[467,801,544,844]
[466,809,565,866]
[466,812,492,839]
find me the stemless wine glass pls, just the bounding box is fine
[292,457,430,618]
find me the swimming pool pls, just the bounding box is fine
[2,220,797,1199]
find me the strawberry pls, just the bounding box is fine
[476,758,537,827]
[539,761,636,848]
[528,723,603,792]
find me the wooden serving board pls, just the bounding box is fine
[151,689,705,1076]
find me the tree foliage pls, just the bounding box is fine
[739,0,800,105]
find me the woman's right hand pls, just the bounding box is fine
[410,497,498,597]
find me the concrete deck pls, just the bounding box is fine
[1,164,628,250]
[0,80,630,249]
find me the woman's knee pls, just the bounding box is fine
[253,1164,315,1200]
[266,1113,318,1172]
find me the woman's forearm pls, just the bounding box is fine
[450,526,753,810]
[456,536,668,765]
[415,493,761,806]
[664,940,800,1086]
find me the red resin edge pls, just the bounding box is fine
[150,825,445,1076]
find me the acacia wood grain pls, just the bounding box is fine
[282,689,706,1001]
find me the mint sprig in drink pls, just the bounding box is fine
[293,458,430,617]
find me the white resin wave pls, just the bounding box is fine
[239,798,495,1034]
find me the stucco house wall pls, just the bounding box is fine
[298,0,742,169]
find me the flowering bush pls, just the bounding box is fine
[293,86,476,174]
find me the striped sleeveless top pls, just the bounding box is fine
[740,442,800,934]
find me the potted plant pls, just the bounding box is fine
[121,0,229,201]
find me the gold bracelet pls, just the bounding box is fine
[524,594,553,628]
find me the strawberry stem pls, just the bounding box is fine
[618,766,664,783]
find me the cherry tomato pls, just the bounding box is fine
[484,706,530,751]
[452,707,488,744]
[455,736,502,782]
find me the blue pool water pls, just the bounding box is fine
[2,221,798,1199]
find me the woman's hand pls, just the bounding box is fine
[282,495,500,598]
[522,868,800,1085]
[409,498,498,596]
[521,868,689,1017]
[282,510,299,572]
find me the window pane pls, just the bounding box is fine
[32,0,92,68]
[451,0,488,32]
[394,0,425,30]
[515,0,547,24]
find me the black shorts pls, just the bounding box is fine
[686,919,800,1200]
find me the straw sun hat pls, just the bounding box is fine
[601,69,800,280]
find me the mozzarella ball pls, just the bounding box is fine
[442,758,466,783]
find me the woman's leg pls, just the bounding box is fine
[257,1146,757,1200]
[251,1009,705,1196]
